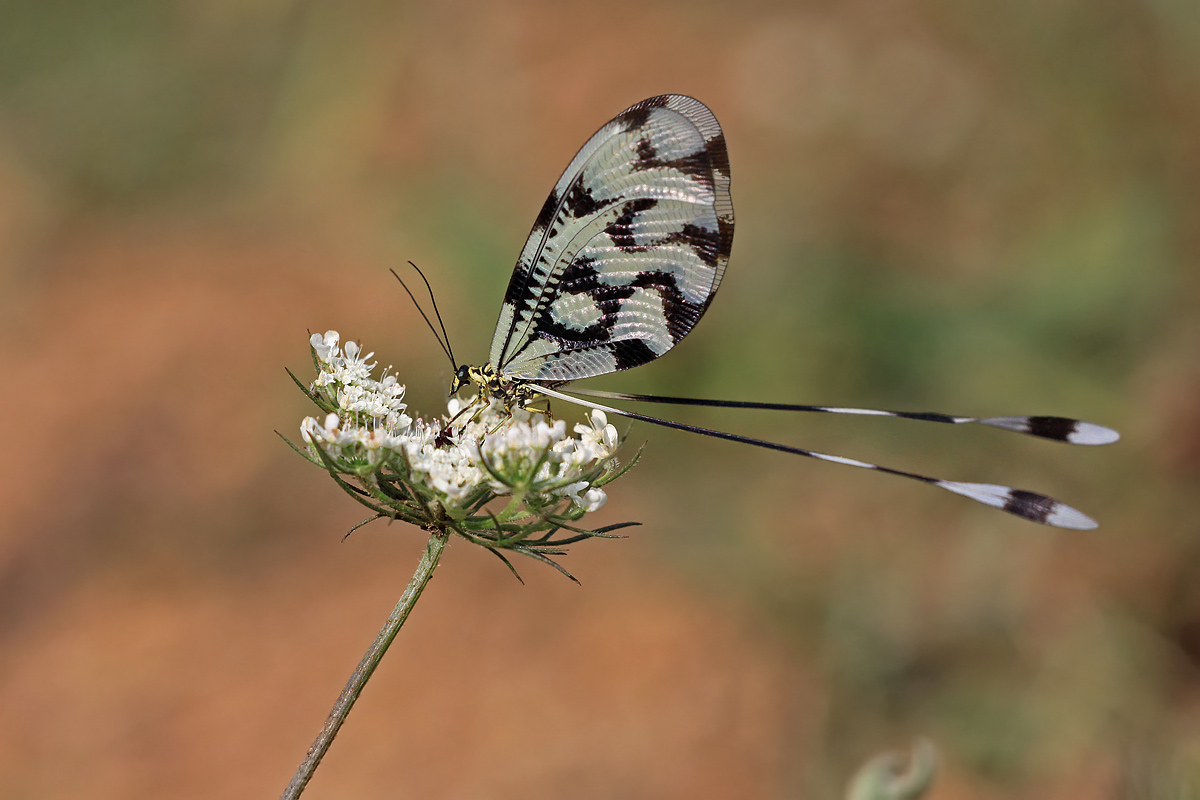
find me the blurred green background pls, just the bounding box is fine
[0,1,1196,798]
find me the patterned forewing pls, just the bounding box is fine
[490,95,733,383]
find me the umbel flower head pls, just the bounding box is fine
[286,331,638,579]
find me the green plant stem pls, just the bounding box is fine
[281,529,449,800]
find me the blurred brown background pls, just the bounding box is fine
[1,1,1196,798]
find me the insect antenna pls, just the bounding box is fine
[566,389,1120,446]
[405,261,457,369]
[534,385,1102,530]
[389,265,457,371]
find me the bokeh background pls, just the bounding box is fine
[1,1,1197,797]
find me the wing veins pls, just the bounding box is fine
[497,175,620,370]
[493,174,584,367]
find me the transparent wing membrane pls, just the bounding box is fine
[491,95,734,383]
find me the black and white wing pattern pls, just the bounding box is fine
[489,94,733,384]
[431,94,1118,530]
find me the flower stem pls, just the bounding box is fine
[281,529,449,799]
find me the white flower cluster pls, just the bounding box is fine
[474,401,619,512]
[308,331,412,432]
[299,331,621,515]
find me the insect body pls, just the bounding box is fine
[426,95,1118,528]
[451,363,540,409]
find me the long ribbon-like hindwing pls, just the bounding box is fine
[567,389,1120,446]
[535,387,1111,530]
